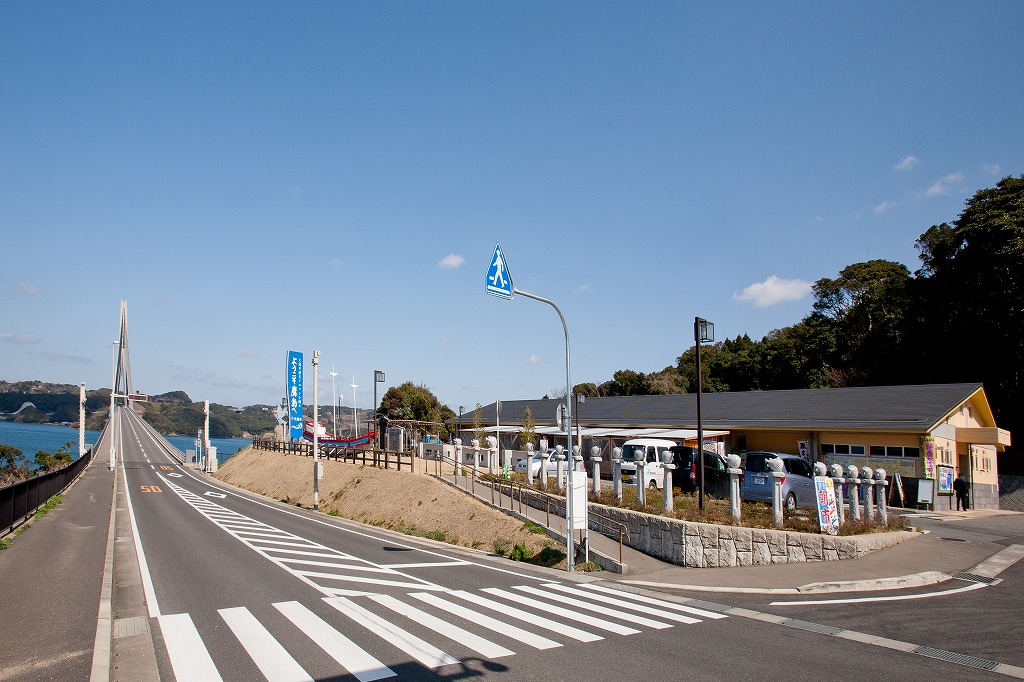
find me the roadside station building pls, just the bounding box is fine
[458,383,1011,510]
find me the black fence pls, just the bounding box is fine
[0,448,93,537]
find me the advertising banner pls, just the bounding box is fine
[922,436,936,479]
[937,465,955,495]
[814,476,840,535]
[287,350,303,440]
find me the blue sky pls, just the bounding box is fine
[2,2,1021,413]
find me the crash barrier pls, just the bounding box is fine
[0,447,93,537]
[430,451,629,565]
[252,437,415,472]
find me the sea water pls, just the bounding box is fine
[0,421,249,463]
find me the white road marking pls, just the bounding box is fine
[367,594,514,659]
[544,583,702,624]
[219,606,314,682]
[159,612,222,681]
[483,587,642,635]
[324,596,460,669]
[275,601,395,682]
[448,589,602,642]
[512,585,668,630]
[409,592,562,650]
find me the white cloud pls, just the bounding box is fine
[330,258,342,268]
[0,333,41,344]
[733,275,813,308]
[16,283,39,295]
[874,200,898,214]
[526,354,541,365]
[240,349,260,358]
[983,163,1002,176]
[574,284,591,294]
[924,172,965,197]
[438,253,465,270]
[289,185,302,198]
[894,155,919,172]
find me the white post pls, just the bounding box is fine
[203,400,211,471]
[611,447,623,501]
[727,454,742,523]
[351,375,359,437]
[313,350,321,511]
[590,446,602,495]
[109,341,116,470]
[330,365,338,439]
[79,382,87,461]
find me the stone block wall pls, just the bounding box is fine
[592,503,914,568]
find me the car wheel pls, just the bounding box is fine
[785,492,797,511]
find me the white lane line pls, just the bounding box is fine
[543,583,701,624]
[296,570,447,591]
[263,547,362,561]
[219,606,314,682]
[324,596,460,669]
[770,581,988,606]
[121,465,161,618]
[378,561,472,569]
[367,594,515,659]
[449,590,602,642]
[482,587,642,636]
[581,582,729,619]
[276,557,390,572]
[512,585,668,630]
[159,613,223,681]
[409,592,562,650]
[275,601,395,682]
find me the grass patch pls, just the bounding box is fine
[0,536,11,550]
[327,508,340,517]
[523,520,546,535]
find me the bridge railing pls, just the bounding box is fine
[0,448,93,538]
[251,437,415,471]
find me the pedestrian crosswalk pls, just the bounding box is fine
[158,583,727,681]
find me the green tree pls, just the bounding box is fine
[518,405,537,452]
[0,444,30,485]
[379,382,455,440]
[35,441,74,472]
[473,403,486,446]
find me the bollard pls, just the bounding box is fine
[611,447,623,501]
[590,446,602,496]
[829,463,846,527]
[769,457,785,528]
[525,442,535,486]
[846,464,861,521]
[636,452,647,506]
[727,454,742,523]
[554,445,566,489]
[471,439,480,471]
[661,451,676,514]
[539,446,549,490]
[454,438,462,478]
[487,436,498,476]
[874,468,888,525]
[861,466,875,522]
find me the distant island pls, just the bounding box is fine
[0,381,277,439]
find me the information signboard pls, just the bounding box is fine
[287,350,303,441]
[814,476,840,535]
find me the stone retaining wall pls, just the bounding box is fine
[593,504,916,568]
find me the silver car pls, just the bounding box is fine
[741,452,815,510]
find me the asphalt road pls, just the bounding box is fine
[110,408,1019,681]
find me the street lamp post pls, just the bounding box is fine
[313,350,320,511]
[374,370,385,448]
[351,376,359,437]
[458,405,464,444]
[330,365,338,439]
[694,317,714,512]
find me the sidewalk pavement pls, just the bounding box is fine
[441,469,1024,594]
[0,456,115,682]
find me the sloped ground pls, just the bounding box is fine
[214,446,552,556]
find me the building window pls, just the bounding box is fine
[822,443,865,456]
[870,445,920,458]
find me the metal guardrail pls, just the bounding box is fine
[429,453,629,564]
[252,437,415,471]
[0,448,93,537]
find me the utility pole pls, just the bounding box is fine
[313,350,320,510]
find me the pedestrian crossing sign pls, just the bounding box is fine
[485,242,514,300]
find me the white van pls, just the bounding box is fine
[619,438,676,489]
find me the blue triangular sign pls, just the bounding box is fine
[485,243,514,300]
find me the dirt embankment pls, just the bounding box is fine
[214,446,552,556]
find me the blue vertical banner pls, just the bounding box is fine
[287,350,303,440]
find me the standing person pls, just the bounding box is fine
[953,471,970,511]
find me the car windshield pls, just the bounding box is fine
[620,445,645,462]
[745,453,773,473]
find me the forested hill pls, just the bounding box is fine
[0,382,277,438]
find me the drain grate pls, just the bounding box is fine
[782,618,844,636]
[913,646,998,670]
[684,599,733,614]
[952,572,999,584]
[940,536,968,542]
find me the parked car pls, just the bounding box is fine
[740,452,815,509]
[514,449,561,476]
[669,446,730,497]
[619,438,676,489]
